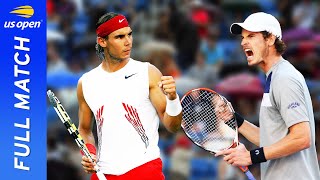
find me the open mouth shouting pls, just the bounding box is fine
[244,48,254,61]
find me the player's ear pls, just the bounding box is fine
[268,35,276,46]
[97,36,107,48]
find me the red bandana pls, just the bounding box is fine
[96,15,129,37]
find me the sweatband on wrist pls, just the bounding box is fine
[80,143,96,156]
[250,147,267,164]
[165,94,182,116]
[235,112,245,127]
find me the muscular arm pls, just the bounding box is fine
[264,121,311,160]
[239,120,310,161]
[77,78,96,145]
[148,64,182,133]
[238,120,260,146]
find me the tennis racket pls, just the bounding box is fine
[47,90,107,180]
[180,87,255,180]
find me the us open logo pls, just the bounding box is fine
[3,5,42,30]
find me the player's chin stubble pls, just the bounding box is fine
[107,49,126,62]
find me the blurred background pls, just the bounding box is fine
[46,0,320,179]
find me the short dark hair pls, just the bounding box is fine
[261,31,286,55]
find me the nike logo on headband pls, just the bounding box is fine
[119,18,125,23]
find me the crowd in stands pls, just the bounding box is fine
[47,0,320,179]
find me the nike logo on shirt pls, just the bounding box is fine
[125,73,137,79]
[119,18,125,23]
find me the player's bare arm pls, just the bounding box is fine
[148,64,182,133]
[77,78,97,173]
[238,120,260,146]
[216,121,311,166]
[77,78,95,144]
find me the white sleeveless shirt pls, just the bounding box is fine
[80,59,161,175]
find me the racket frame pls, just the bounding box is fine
[180,88,239,152]
[180,87,255,180]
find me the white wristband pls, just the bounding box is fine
[165,94,182,116]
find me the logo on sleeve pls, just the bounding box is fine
[287,102,300,109]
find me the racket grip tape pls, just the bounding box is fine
[238,166,256,180]
[244,170,256,180]
[96,169,107,180]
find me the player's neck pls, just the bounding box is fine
[260,54,282,73]
[101,58,130,72]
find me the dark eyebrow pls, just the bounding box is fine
[115,31,133,38]
[241,32,255,39]
[114,34,124,38]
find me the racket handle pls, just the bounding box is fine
[238,166,256,180]
[95,165,107,180]
[244,170,256,180]
[238,165,248,172]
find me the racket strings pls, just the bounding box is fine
[181,90,237,152]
